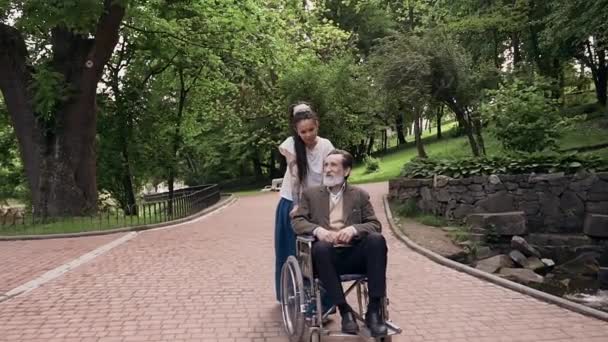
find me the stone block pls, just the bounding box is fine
[466,211,527,236]
[588,202,608,214]
[529,172,565,183]
[499,268,544,284]
[475,255,514,274]
[584,213,608,238]
[476,191,515,213]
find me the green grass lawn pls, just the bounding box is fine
[350,116,608,184]
[0,204,180,236]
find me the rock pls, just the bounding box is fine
[598,172,608,181]
[488,174,501,185]
[569,172,598,192]
[509,250,529,267]
[468,184,483,192]
[599,267,608,290]
[420,187,433,201]
[526,233,593,247]
[486,183,506,193]
[475,246,498,260]
[499,268,544,284]
[471,176,486,184]
[476,191,515,213]
[559,191,584,215]
[588,192,608,201]
[529,172,565,183]
[466,212,527,236]
[511,236,541,258]
[448,186,468,193]
[542,258,556,269]
[436,189,451,202]
[583,214,608,238]
[459,194,475,204]
[589,180,608,194]
[452,204,475,220]
[519,201,540,215]
[476,255,514,273]
[587,202,608,215]
[525,256,546,272]
[433,175,450,188]
[554,252,600,277]
[539,193,561,218]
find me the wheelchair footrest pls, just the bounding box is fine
[359,320,402,338]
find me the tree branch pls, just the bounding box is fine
[89,0,127,78]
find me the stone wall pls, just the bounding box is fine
[388,171,608,236]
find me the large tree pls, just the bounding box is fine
[544,0,608,107]
[0,0,126,217]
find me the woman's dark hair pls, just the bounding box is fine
[288,101,319,184]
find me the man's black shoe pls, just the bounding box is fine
[341,311,359,334]
[365,310,388,337]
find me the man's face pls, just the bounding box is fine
[324,154,350,179]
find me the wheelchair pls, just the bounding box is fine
[280,235,402,342]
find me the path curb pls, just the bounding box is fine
[383,195,608,323]
[0,195,236,241]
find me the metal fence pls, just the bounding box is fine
[0,184,221,236]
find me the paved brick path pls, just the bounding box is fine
[0,234,125,294]
[0,183,607,341]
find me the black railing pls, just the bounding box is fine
[0,185,221,237]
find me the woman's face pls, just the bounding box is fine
[296,118,319,146]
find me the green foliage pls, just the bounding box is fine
[12,0,104,35]
[28,65,69,123]
[402,153,608,179]
[482,78,563,153]
[417,214,447,228]
[394,198,418,217]
[0,98,25,201]
[363,155,380,174]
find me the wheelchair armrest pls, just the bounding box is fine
[296,234,315,243]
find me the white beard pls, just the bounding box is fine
[323,175,344,187]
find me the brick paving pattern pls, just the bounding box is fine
[0,183,606,341]
[0,234,125,294]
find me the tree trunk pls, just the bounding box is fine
[447,101,480,156]
[269,149,278,179]
[395,113,406,145]
[366,135,375,155]
[594,49,607,107]
[167,170,175,218]
[512,33,522,67]
[121,146,138,216]
[382,129,388,151]
[0,2,125,217]
[252,154,264,179]
[436,106,444,140]
[413,112,427,159]
[472,117,486,156]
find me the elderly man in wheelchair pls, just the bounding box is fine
[280,149,401,342]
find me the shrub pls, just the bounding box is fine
[395,199,418,217]
[402,154,608,179]
[482,78,563,153]
[363,155,380,174]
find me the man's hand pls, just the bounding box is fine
[336,226,357,244]
[315,227,337,243]
[289,205,299,218]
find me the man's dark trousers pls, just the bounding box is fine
[311,232,388,306]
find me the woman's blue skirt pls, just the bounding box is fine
[274,197,295,301]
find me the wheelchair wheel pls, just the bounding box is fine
[281,256,306,342]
